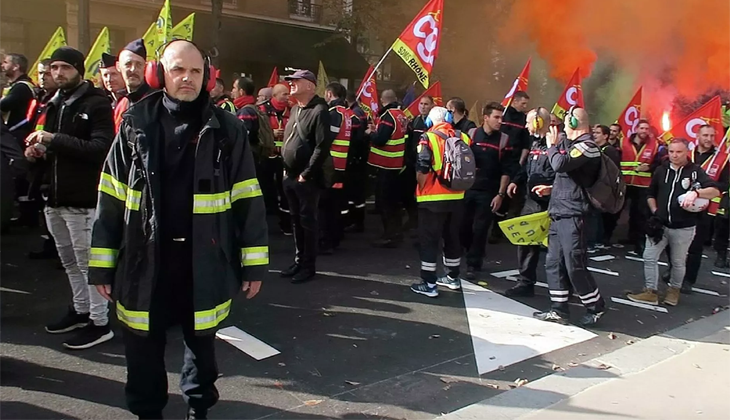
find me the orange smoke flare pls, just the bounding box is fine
[661,111,671,132]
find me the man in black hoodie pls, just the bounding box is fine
[1,53,35,144]
[24,47,114,349]
[533,107,606,327]
[280,70,332,284]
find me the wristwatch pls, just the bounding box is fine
[498,192,506,198]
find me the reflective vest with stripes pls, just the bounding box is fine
[368,108,408,170]
[330,105,353,171]
[620,135,658,187]
[260,101,290,148]
[217,98,236,114]
[416,129,472,203]
[692,147,729,216]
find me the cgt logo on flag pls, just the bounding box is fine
[391,0,443,89]
[624,105,641,136]
[566,85,582,107]
[414,10,440,66]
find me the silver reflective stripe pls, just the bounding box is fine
[330,125,341,133]
[354,204,366,209]
[421,261,437,271]
[550,290,570,295]
[579,289,599,300]
[443,257,461,267]
[194,196,231,212]
[243,251,268,262]
[196,305,230,326]
[550,296,569,302]
[231,181,261,201]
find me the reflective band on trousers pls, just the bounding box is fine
[231,178,262,203]
[117,302,150,331]
[193,192,231,214]
[89,247,118,268]
[241,246,269,266]
[195,300,231,330]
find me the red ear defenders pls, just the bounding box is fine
[144,39,217,92]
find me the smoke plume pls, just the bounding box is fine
[500,0,730,121]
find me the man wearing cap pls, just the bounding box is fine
[24,46,115,349]
[280,69,332,284]
[114,39,153,132]
[99,52,125,109]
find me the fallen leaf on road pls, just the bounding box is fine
[626,340,635,345]
[440,377,459,384]
[551,364,563,371]
[370,291,379,296]
[489,356,496,360]
[636,320,644,325]
[323,312,334,317]
[345,380,361,386]
[486,383,499,389]
[513,378,528,387]
[721,281,728,285]
[353,344,358,348]
[498,365,505,371]
[578,353,586,356]
[405,264,411,269]
[608,333,617,340]
[596,363,611,370]
[478,281,488,287]
[568,362,579,367]
[694,364,701,369]
[304,400,323,406]
[442,385,451,391]
[430,334,441,339]
[685,318,695,324]
[274,381,284,389]
[278,363,286,367]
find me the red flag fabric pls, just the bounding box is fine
[267,67,279,87]
[551,68,584,120]
[391,0,443,88]
[502,58,531,107]
[660,95,724,147]
[616,87,643,141]
[404,81,442,119]
[357,66,379,117]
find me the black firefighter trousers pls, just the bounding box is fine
[419,206,463,284]
[376,169,403,240]
[123,242,218,418]
[545,216,605,316]
[516,197,549,286]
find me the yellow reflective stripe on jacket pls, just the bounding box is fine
[116,302,150,331]
[89,247,118,268]
[711,197,721,203]
[621,161,639,167]
[126,189,142,211]
[195,299,231,330]
[370,148,405,158]
[231,179,262,203]
[98,172,128,202]
[274,141,283,147]
[428,134,443,171]
[417,192,465,202]
[621,170,652,177]
[241,246,269,266]
[385,137,406,146]
[332,140,349,147]
[330,151,348,158]
[193,192,231,214]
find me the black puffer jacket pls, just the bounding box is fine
[43,81,114,208]
[547,133,601,217]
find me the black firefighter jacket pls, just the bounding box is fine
[89,91,269,335]
[547,133,601,218]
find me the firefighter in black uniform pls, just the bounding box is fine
[505,107,555,297]
[89,40,268,420]
[533,107,606,327]
[321,82,360,253]
[345,91,368,232]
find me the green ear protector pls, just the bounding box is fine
[567,106,580,130]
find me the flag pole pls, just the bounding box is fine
[356,45,394,100]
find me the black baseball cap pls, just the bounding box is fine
[284,69,316,84]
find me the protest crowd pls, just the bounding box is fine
[1,0,728,418]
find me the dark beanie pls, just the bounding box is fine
[123,38,147,60]
[50,47,85,76]
[100,52,117,69]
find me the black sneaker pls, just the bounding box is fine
[465,267,476,280]
[533,310,569,325]
[680,282,693,295]
[280,263,301,278]
[715,253,729,269]
[63,324,114,350]
[578,311,604,327]
[45,306,90,334]
[505,284,535,297]
[186,407,208,420]
[291,269,316,284]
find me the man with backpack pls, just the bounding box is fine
[411,106,472,297]
[460,102,512,280]
[533,107,607,327]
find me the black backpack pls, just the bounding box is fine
[433,131,476,191]
[584,141,626,214]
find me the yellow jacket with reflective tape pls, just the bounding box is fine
[89,91,269,335]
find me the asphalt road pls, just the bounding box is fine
[2,214,728,419]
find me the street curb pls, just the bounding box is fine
[439,311,730,420]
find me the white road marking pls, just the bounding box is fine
[0,287,31,295]
[587,267,619,276]
[691,287,721,297]
[461,280,596,375]
[712,271,730,278]
[625,255,668,266]
[216,326,280,360]
[610,297,669,313]
[590,255,616,262]
[490,269,520,278]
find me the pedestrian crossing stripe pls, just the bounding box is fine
[712,271,730,278]
[611,297,669,313]
[587,267,619,277]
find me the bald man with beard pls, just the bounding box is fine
[533,106,607,327]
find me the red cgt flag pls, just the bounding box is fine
[616,87,643,141]
[404,81,442,119]
[267,67,279,87]
[660,95,724,147]
[502,58,531,107]
[357,66,379,118]
[391,0,444,89]
[551,68,584,120]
